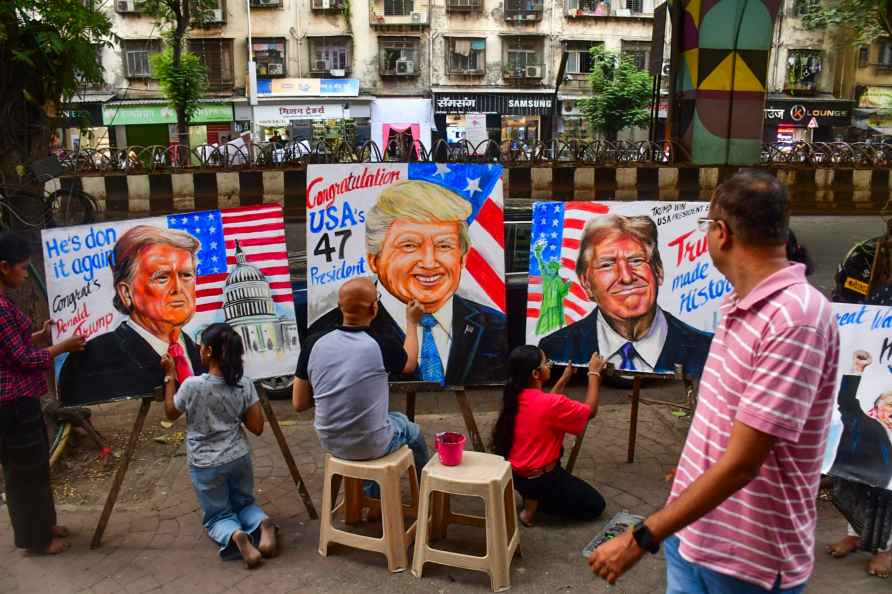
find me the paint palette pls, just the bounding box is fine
[581,511,645,559]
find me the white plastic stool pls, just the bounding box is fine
[318,446,418,572]
[412,451,520,592]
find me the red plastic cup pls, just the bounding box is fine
[435,432,466,466]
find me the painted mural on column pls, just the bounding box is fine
[671,0,779,165]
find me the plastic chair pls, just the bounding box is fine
[318,446,418,572]
[412,451,520,592]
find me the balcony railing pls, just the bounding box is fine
[504,0,544,21]
[447,0,482,10]
[565,0,652,17]
[369,0,429,25]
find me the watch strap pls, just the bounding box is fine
[632,522,660,554]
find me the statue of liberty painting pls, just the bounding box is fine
[534,239,571,335]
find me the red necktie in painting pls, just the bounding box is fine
[167,342,193,384]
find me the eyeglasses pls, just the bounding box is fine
[696,217,730,233]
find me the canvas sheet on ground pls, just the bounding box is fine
[526,201,726,378]
[822,303,892,490]
[305,163,508,387]
[43,204,299,406]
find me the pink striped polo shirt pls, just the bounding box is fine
[668,263,839,590]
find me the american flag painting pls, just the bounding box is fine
[525,200,725,362]
[527,201,609,328]
[168,204,292,313]
[42,202,298,405]
[306,163,507,386]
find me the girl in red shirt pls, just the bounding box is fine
[492,345,606,526]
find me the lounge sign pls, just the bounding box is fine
[763,99,853,127]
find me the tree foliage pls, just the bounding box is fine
[151,46,208,124]
[138,0,216,148]
[578,46,653,141]
[801,0,892,46]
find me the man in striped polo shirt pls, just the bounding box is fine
[589,170,839,593]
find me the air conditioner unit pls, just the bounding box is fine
[267,63,284,75]
[396,59,416,74]
[254,0,279,6]
[314,59,329,71]
[208,8,224,21]
[330,68,346,77]
[525,65,542,77]
[411,11,421,20]
[116,0,137,11]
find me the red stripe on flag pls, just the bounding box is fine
[528,293,542,302]
[566,202,610,215]
[564,218,587,230]
[224,236,285,248]
[196,273,228,284]
[465,248,506,312]
[273,294,293,303]
[269,281,293,290]
[570,283,588,302]
[560,257,576,269]
[527,308,541,318]
[221,204,283,215]
[474,200,505,248]
[223,222,285,235]
[222,211,285,224]
[196,288,222,298]
[224,251,288,263]
[564,298,587,317]
[196,303,222,312]
[562,238,580,250]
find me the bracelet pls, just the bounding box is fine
[587,371,601,377]
[163,375,175,384]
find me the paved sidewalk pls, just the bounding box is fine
[0,385,888,594]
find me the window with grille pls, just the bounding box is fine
[384,0,413,16]
[311,37,351,73]
[878,41,892,66]
[505,0,544,18]
[504,38,543,75]
[447,0,481,11]
[252,38,286,77]
[785,49,822,92]
[448,38,485,74]
[565,41,600,74]
[791,0,817,17]
[625,0,642,12]
[249,0,282,7]
[621,41,649,71]
[188,38,234,90]
[123,39,161,79]
[379,37,420,75]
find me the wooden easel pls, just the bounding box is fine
[565,364,694,472]
[393,381,491,453]
[90,383,318,549]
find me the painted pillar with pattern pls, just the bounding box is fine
[673,0,779,165]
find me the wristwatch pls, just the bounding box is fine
[632,522,660,554]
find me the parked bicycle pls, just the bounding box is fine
[0,155,97,230]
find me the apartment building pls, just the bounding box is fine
[763,0,855,144]
[59,0,657,151]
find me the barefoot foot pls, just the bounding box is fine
[28,537,69,555]
[868,551,892,578]
[52,525,70,538]
[232,530,262,569]
[827,535,859,558]
[258,519,278,559]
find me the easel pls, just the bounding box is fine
[867,219,892,293]
[392,381,492,453]
[565,364,694,472]
[90,382,318,549]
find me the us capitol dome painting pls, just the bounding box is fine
[221,241,299,356]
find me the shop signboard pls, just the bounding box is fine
[256,78,360,97]
[858,86,892,109]
[254,104,345,127]
[763,99,852,128]
[103,103,233,126]
[434,92,554,116]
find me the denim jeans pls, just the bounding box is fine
[189,454,268,560]
[664,535,807,594]
[364,412,429,498]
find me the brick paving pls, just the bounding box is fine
[0,384,888,594]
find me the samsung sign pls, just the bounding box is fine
[435,93,554,115]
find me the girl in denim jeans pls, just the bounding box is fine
[161,322,277,569]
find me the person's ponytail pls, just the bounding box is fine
[201,323,245,386]
[491,345,543,458]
